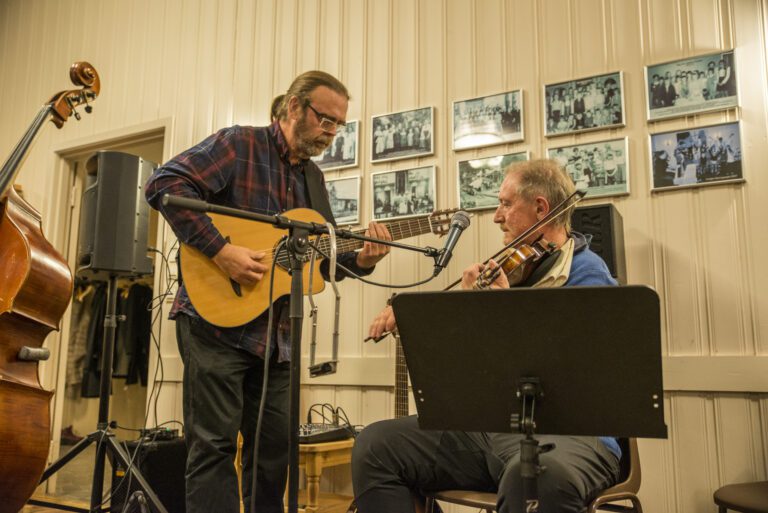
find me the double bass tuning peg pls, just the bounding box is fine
[83,90,95,113]
[65,96,81,120]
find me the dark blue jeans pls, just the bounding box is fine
[176,315,290,513]
[352,416,620,513]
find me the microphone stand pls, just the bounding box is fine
[161,194,442,513]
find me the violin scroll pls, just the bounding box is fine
[49,61,100,127]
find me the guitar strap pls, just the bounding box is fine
[304,162,336,226]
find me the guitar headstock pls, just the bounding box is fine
[428,208,460,237]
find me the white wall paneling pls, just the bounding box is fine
[2,1,767,511]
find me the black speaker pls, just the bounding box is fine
[110,436,186,513]
[571,204,627,284]
[77,151,155,279]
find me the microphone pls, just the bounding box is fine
[433,210,471,275]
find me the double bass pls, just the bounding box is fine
[0,62,99,513]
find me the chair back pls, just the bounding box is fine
[587,437,643,513]
[601,438,641,496]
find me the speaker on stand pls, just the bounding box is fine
[77,150,154,279]
[30,151,166,513]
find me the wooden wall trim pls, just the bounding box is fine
[663,356,768,392]
[298,355,768,393]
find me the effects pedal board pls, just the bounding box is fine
[298,423,353,444]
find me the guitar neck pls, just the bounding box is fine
[315,215,437,256]
[394,334,409,419]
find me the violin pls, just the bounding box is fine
[447,189,586,291]
[0,62,99,513]
[472,236,558,289]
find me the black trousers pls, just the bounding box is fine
[352,416,620,513]
[176,315,290,513]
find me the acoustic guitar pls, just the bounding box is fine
[180,208,455,327]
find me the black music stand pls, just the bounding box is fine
[392,286,667,512]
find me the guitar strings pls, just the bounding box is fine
[233,215,441,260]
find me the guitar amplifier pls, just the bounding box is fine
[110,436,186,513]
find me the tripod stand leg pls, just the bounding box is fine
[106,436,169,513]
[38,434,95,482]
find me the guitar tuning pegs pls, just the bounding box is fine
[85,105,93,113]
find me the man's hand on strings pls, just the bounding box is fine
[356,221,392,268]
[461,259,509,290]
[212,243,267,286]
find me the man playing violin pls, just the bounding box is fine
[146,71,391,513]
[354,158,620,513]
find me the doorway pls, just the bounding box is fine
[41,120,170,502]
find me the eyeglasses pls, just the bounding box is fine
[306,103,346,132]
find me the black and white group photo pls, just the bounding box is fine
[650,121,743,191]
[548,139,629,198]
[325,176,360,225]
[371,165,435,220]
[646,50,738,121]
[371,107,433,163]
[544,71,624,136]
[311,120,358,170]
[457,152,528,210]
[452,90,523,150]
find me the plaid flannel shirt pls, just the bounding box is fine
[145,122,371,360]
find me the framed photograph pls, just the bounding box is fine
[452,90,524,150]
[311,120,359,171]
[649,121,743,192]
[371,107,434,163]
[544,71,625,137]
[457,151,529,211]
[645,50,738,121]
[547,138,630,199]
[324,176,361,226]
[371,165,436,220]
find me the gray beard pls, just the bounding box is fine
[294,115,333,159]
